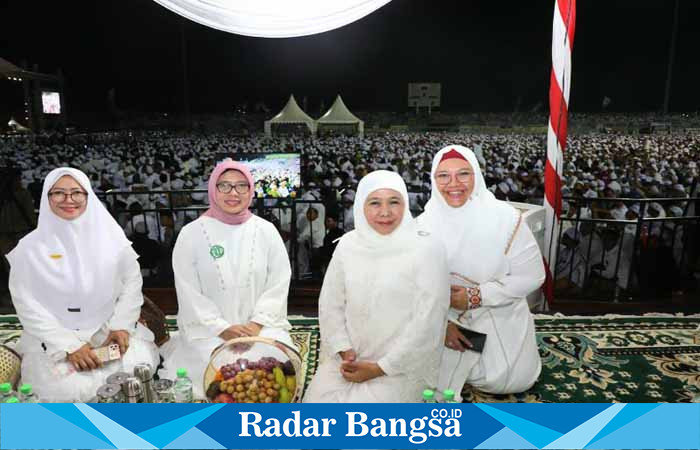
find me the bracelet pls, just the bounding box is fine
[457,286,482,321]
[466,286,482,310]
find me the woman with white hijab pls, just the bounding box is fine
[417,145,545,399]
[304,170,449,403]
[7,168,159,402]
[161,160,294,399]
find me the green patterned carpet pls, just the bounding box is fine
[464,314,700,403]
[2,314,699,402]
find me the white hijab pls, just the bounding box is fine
[342,170,415,253]
[419,145,519,284]
[7,168,134,330]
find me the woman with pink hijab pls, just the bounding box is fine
[161,160,294,399]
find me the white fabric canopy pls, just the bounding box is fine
[0,57,22,77]
[317,95,364,137]
[264,94,317,136]
[151,0,392,38]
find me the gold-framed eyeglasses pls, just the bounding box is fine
[435,170,473,186]
[216,182,250,195]
[48,190,88,203]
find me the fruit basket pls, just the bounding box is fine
[203,336,302,403]
[0,345,21,389]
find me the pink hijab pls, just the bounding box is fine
[202,159,254,225]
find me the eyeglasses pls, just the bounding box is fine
[216,182,250,195]
[48,190,88,203]
[434,170,474,186]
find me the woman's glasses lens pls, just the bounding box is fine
[216,182,250,194]
[435,172,472,185]
[49,191,87,202]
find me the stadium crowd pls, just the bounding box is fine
[1,127,698,299]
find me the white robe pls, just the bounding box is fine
[417,145,545,399]
[10,247,159,403]
[436,221,544,397]
[161,215,294,399]
[303,231,449,403]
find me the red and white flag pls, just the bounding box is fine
[543,0,576,305]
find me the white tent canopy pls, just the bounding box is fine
[264,94,317,136]
[317,95,364,137]
[0,57,22,78]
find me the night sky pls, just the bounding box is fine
[2,0,700,115]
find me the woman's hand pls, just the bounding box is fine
[102,330,130,355]
[340,360,385,383]
[68,344,102,372]
[450,285,468,310]
[444,322,472,352]
[338,349,357,362]
[219,322,262,341]
[244,321,262,336]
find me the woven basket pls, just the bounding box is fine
[203,336,303,403]
[139,295,169,346]
[0,345,21,388]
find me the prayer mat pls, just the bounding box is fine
[2,314,699,402]
[463,314,700,403]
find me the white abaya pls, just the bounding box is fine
[304,170,449,403]
[418,145,545,398]
[435,222,545,396]
[7,168,159,403]
[161,215,294,399]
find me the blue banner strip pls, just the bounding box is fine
[2,403,699,449]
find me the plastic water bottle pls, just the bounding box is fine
[441,389,457,403]
[174,368,193,403]
[422,389,436,403]
[0,383,16,403]
[19,384,40,403]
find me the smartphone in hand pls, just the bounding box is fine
[454,324,487,353]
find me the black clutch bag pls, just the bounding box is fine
[454,324,487,353]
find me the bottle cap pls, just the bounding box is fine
[442,389,455,400]
[0,383,10,393]
[19,384,32,395]
[177,368,187,378]
[422,389,435,400]
[5,397,19,403]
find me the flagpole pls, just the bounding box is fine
[543,0,577,307]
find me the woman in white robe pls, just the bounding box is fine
[161,160,294,399]
[7,168,159,402]
[304,170,449,403]
[417,145,545,399]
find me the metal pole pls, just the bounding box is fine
[180,19,191,130]
[663,0,680,115]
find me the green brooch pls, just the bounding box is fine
[210,245,225,259]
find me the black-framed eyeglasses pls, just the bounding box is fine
[48,190,88,203]
[216,182,250,195]
[435,171,474,186]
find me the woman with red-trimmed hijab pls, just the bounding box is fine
[417,145,545,399]
[161,159,295,399]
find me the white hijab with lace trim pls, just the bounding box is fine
[342,169,416,253]
[418,145,519,284]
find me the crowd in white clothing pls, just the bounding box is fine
[1,129,698,288]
